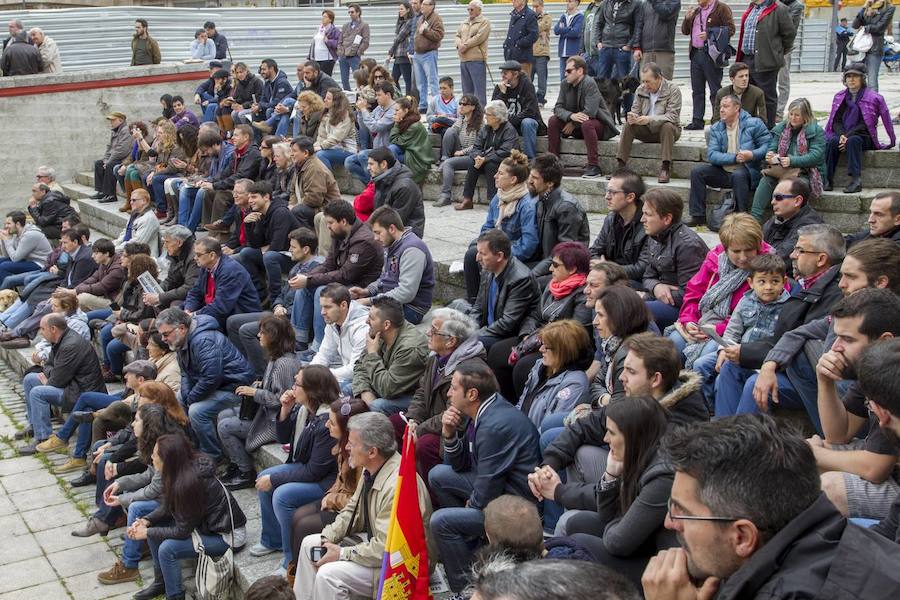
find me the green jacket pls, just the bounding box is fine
[766,120,826,182]
[736,0,796,72]
[390,121,434,184]
[352,320,429,399]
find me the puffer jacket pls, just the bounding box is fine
[594,0,643,49]
[311,301,370,383]
[183,254,261,328]
[406,336,486,437]
[707,109,772,188]
[763,203,824,270]
[642,222,709,308]
[145,454,247,542]
[639,0,682,53]
[27,192,77,240]
[589,201,648,281]
[178,314,255,407]
[372,163,426,238]
[503,6,539,63]
[518,358,592,428]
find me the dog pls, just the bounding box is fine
[595,76,641,125]
[0,289,18,313]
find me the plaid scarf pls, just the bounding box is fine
[778,125,823,198]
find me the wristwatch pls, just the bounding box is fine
[339,547,351,561]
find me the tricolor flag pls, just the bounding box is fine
[376,425,431,600]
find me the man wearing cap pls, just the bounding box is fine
[91,112,133,203]
[492,60,546,160]
[204,21,229,61]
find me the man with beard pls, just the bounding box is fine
[642,415,900,600]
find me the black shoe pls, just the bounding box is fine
[684,214,707,227]
[70,471,97,488]
[843,177,862,193]
[13,425,33,441]
[98,196,118,204]
[582,165,603,179]
[223,470,257,491]
[133,569,166,600]
[217,461,240,480]
[434,196,452,208]
[71,410,94,424]
[684,121,705,131]
[90,191,106,199]
[823,179,833,192]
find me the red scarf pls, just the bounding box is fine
[548,272,587,300]
[204,264,217,305]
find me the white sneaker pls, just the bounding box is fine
[249,543,278,557]
[272,565,288,578]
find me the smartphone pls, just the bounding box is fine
[309,546,327,562]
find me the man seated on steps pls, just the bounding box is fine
[308,283,370,394]
[366,148,426,239]
[352,296,428,416]
[90,112,133,204]
[17,313,106,455]
[845,191,900,249]
[26,182,77,242]
[142,225,199,312]
[686,94,771,227]
[73,238,126,315]
[762,178,825,271]
[349,206,434,325]
[183,236,261,331]
[492,60,546,160]
[0,210,53,287]
[288,136,342,238]
[113,189,160,257]
[547,55,618,179]
[614,62,682,184]
[589,168,648,288]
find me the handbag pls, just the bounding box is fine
[191,479,235,600]
[708,190,736,233]
[850,30,874,55]
[508,332,542,365]
[761,164,801,180]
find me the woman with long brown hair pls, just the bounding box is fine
[314,87,358,169]
[389,96,434,184]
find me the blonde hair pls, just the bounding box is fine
[719,213,762,251]
[156,120,177,152]
[297,90,325,115]
[539,319,591,376]
[787,98,814,126]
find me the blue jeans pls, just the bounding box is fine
[149,174,177,213]
[316,148,353,170]
[235,247,293,303]
[122,500,159,568]
[19,270,57,300]
[100,322,129,374]
[692,347,719,411]
[344,150,372,184]
[0,258,42,286]
[85,307,113,322]
[585,52,602,77]
[23,371,65,440]
[177,186,204,232]
[1,270,39,291]
[597,47,632,80]
[292,285,325,345]
[369,396,412,416]
[519,118,538,159]
[0,299,34,331]
[864,50,882,92]
[645,300,680,330]
[339,55,361,90]
[257,464,328,567]
[413,50,439,111]
[388,144,406,164]
[186,389,240,460]
[202,103,218,123]
[149,529,230,597]
[532,56,549,103]
[93,452,122,524]
[428,466,484,592]
[56,391,123,458]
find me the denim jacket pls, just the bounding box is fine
[723,288,791,345]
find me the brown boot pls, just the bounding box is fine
[219,113,234,133]
[453,197,474,211]
[252,121,272,134]
[97,559,140,585]
[658,161,671,184]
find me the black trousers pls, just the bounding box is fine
[93,159,118,197]
[689,163,753,217]
[745,55,779,128]
[825,134,874,180]
[689,48,723,124]
[462,158,501,203]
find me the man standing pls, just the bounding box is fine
[493,60,546,160]
[155,308,253,461]
[639,0,682,80]
[337,3,370,91]
[615,63,682,183]
[581,0,604,75]
[593,0,643,80]
[413,0,445,113]
[589,169,648,286]
[531,0,553,107]
[503,0,539,78]
[776,0,804,120]
[204,21,229,60]
[846,191,900,248]
[130,19,160,66]
[455,0,491,106]
[27,28,61,74]
[682,0,736,130]
[3,19,23,52]
[687,94,770,225]
[548,55,617,179]
[1,30,40,77]
[430,359,541,596]
[834,17,852,72]
[735,0,796,129]
[554,0,585,85]
[90,112,132,203]
[763,178,824,270]
[711,61,766,124]
[352,297,428,415]
[350,206,434,325]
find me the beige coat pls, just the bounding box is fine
[629,77,683,133]
[37,36,61,73]
[315,114,358,153]
[533,12,553,58]
[322,451,436,589]
[455,14,491,62]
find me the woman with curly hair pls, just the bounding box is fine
[314,88,357,170]
[389,96,434,183]
[146,120,189,216]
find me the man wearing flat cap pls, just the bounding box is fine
[91,112,133,203]
[491,59,546,159]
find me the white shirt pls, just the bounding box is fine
[313,26,330,61]
[648,90,660,117]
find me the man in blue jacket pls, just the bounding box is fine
[243,59,292,133]
[184,236,261,329]
[155,308,253,461]
[430,358,541,595]
[504,0,539,77]
[687,95,770,226]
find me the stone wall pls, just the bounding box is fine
[0,63,209,214]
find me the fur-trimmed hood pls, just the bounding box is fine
[659,371,710,425]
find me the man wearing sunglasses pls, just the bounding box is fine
[762,177,825,271]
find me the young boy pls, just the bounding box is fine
[279,227,324,338]
[427,76,458,134]
[716,254,791,371]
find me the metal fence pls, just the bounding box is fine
[2,3,830,82]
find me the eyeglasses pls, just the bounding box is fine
[791,247,823,256]
[459,102,471,106]
[667,499,744,523]
[564,68,575,74]
[427,327,451,338]
[772,193,797,202]
[605,188,624,196]
[550,260,564,269]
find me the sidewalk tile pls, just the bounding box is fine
[0,580,69,600]
[0,456,43,477]
[22,503,84,533]
[49,541,117,578]
[9,484,69,512]
[0,556,57,594]
[1,469,57,493]
[34,524,101,555]
[63,570,141,600]
[0,533,42,566]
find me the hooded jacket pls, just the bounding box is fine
[543,371,709,474]
[642,222,709,308]
[763,203,825,271]
[44,327,107,409]
[406,336,486,437]
[590,203,648,281]
[183,254,262,329]
[244,199,300,252]
[27,191,77,240]
[352,320,429,400]
[1,223,52,267]
[372,163,426,238]
[471,256,540,340]
[74,253,126,300]
[519,357,592,428]
[306,220,384,290]
[311,301,370,383]
[259,70,293,115]
[178,314,254,407]
[492,74,546,133]
[158,236,199,308]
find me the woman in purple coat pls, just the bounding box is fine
[823,62,895,194]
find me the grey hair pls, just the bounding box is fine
[640,62,663,79]
[35,165,55,180]
[468,0,483,8]
[10,19,23,29]
[484,100,509,123]
[347,412,397,457]
[28,27,43,36]
[155,307,192,329]
[233,178,254,192]
[797,223,846,264]
[719,94,741,108]
[431,308,476,343]
[272,142,291,158]
[470,558,640,600]
[161,224,192,243]
[786,98,814,126]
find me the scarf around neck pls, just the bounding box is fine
[698,250,751,322]
[549,272,587,300]
[778,125,823,198]
[497,182,530,225]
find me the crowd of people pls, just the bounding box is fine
[5,2,900,600]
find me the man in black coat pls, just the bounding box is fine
[642,416,900,600]
[845,191,900,249]
[1,31,41,76]
[763,177,824,271]
[18,314,105,453]
[492,60,546,160]
[144,225,199,310]
[27,184,78,241]
[367,148,425,238]
[589,168,648,285]
[468,229,539,349]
